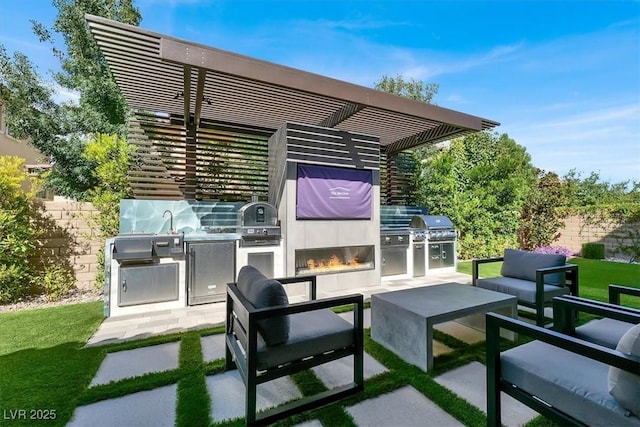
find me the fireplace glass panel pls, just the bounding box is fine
[295,245,375,275]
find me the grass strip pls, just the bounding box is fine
[176,333,211,427]
[78,370,183,405]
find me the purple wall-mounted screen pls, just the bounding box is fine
[296,164,372,219]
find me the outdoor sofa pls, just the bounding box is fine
[486,295,640,427]
[472,248,579,326]
[225,265,364,425]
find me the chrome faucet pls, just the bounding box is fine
[163,210,174,234]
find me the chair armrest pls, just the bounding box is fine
[535,263,578,284]
[552,295,640,335]
[277,275,317,300]
[535,263,579,300]
[472,256,504,285]
[609,284,640,305]
[486,312,639,374]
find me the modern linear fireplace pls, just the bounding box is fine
[295,245,375,275]
[269,122,382,293]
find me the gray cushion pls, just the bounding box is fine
[609,323,640,417]
[475,276,569,304]
[236,265,289,346]
[255,308,354,371]
[501,340,640,426]
[500,248,566,285]
[576,318,636,349]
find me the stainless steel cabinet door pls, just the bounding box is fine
[118,263,179,307]
[187,241,236,305]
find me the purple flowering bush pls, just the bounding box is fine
[533,246,575,258]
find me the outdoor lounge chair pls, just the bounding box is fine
[225,265,364,425]
[472,248,579,326]
[486,296,640,427]
[559,284,640,348]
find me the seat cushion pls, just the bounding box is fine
[501,340,640,426]
[475,276,569,304]
[500,248,566,285]
[576,318,636,349]
[608,323,640,417]
[236,265,289,346]
[256,308,354,371]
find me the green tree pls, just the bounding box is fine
[517,170,567,250]
[414,132,537,258]
[0,0,140,199]
[374,74,439,103]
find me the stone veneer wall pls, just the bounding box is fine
[555,214,639,259]
[28,200,101,290]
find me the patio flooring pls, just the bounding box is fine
[74,272,542,425]
[87,270,473,346]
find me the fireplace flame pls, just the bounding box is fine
[306,255,361,272]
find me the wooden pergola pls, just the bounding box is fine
[86,14,499,201]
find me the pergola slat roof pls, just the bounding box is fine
[86,14,499,154]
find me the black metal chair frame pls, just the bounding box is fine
[225,274,364,426]
[553,289,640,337]
[609,283,640,305]
[486,297,640,427]
[472,255,579,326]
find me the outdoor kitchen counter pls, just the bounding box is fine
[183,233,241,241]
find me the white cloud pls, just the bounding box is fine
[50,82,80,105]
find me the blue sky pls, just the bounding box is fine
[1,0,639,184]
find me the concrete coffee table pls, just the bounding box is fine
[371,283,517,371]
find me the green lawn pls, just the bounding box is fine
[1,259,638,426]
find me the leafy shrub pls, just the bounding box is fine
[582,242,605,260]
[0,264,34,304]
[83,134,132,288]
[0,156,37,304]
[534,246,574,258]
[38,266,75,301]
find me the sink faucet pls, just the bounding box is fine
[163,210,174,234]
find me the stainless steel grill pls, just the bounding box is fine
[410,215,456,269]
[236,202,281,247]
[410,215,457,242]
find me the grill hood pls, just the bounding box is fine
[410,215,454,230]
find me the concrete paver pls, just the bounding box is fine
[347,385,464,426]
[68,384,177,427]
[312,352,387,389]
[90,342,180,386]
[201,333,226,362]
[434,361,539,427]
[206,370,302,423]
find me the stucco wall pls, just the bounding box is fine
[28,200,102,290]
[555,214,639,259]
